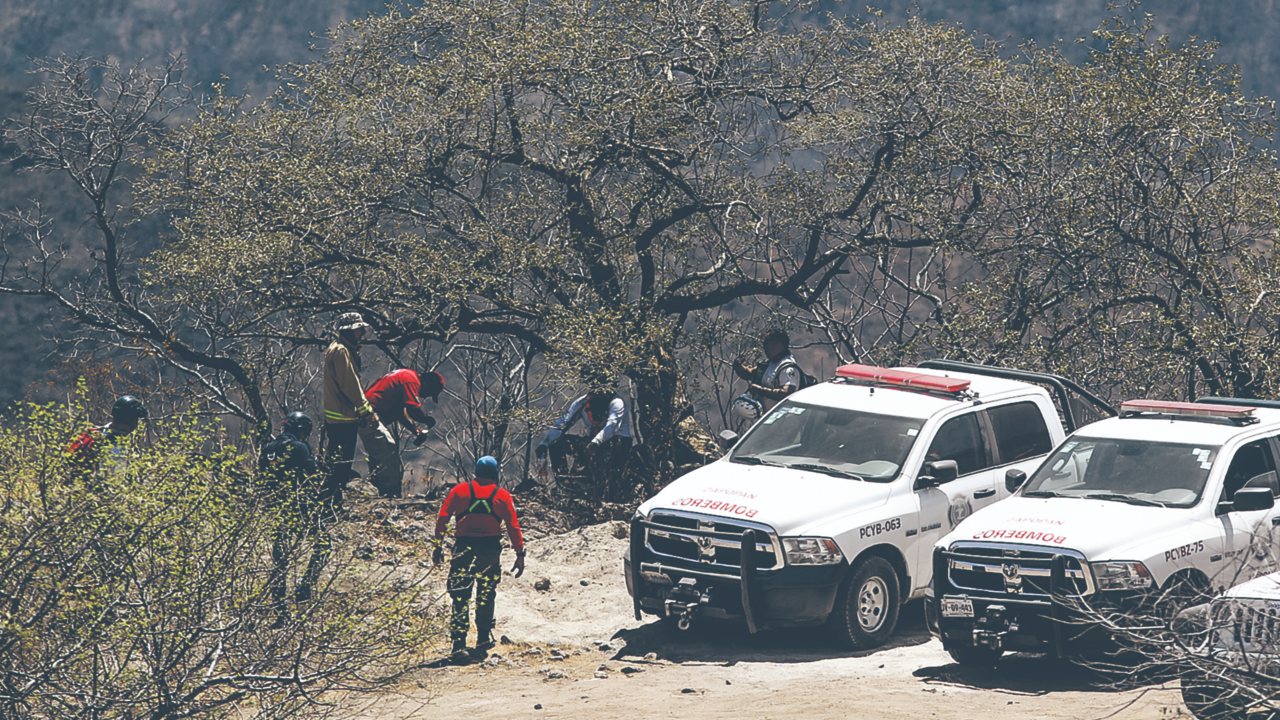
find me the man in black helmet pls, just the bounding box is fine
[67,394,148,476]
[259,411,328,622]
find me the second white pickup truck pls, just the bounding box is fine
[930,398,1280,666]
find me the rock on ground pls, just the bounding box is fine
[344,522,1183,720]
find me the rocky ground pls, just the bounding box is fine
[338,513,1184,720]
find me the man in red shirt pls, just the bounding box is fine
[433,455,525,658]
[364,369,445,497]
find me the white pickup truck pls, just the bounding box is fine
[930,398,1280,666]
[625,361,1112,649]
[1177,570,1280,719]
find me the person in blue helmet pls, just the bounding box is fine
[433,456,526,658]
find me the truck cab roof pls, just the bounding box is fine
[1067,407,1280,447]
[787,366,1053,420]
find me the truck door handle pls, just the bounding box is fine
[1272,517,1280,526]
[975,488,996,499]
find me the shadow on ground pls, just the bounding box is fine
[913,653,1171,696]
[610,600,932,665]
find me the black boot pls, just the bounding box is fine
[475,630,495,653]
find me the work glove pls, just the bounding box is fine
[412,431,430,447]
[363,412,380,429]
[512,551,526,578]
[534,443,548,460]
[431,543,445,566]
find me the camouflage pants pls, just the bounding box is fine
[448,537,502,647]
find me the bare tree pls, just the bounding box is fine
[1054,542,1280,719]
[0,56,290,435]
[131,1,1059,487]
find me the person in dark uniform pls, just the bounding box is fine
[67,395,148,478]
[258,411,326,624]
[432,456,525,658]
[732,328,804,413]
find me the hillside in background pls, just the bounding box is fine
[0,0,388,93]
[860,0,1280,101]
[0,0,386,405]
[0,0,1277,406]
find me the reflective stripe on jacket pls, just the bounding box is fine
[323,340,373,423]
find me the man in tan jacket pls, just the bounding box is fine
[322,312,400,499]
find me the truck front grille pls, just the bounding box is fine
[945,542,1093,599]
[1225,602,1280,653]
[643,510,782,571]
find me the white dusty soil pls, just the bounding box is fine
[349,522,1184,720]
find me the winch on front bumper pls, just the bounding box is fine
[624,510,844,632]
[927,543,1157,657]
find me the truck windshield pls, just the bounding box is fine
[730,402,923,482]
[1021,437,1219,508]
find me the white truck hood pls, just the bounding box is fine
[942,496,1193,560]
[1222,572,1280,601]
[638,460,892,536]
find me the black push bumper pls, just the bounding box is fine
[928,547,1156,658]
[625,518,843,631]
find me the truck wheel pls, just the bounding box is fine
[1181,672,1248,720]
[1156,574,1207,622]
[945,643,1002,668]
[829,556,901,650]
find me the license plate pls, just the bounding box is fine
[941,597,974,618]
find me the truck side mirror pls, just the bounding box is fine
[1005,468,1029,493]
[916,459,959,490]
[1229,486,1275,513]
[717,430,740,450]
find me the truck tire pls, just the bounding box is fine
[1181,672,1248,720]
[1156,574,1208,622]
[945,643,1002,668]
[829,556,901,650]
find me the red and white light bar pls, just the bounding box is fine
[1119,399,1257,421]
[835,364,972,394]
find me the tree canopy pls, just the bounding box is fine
[4,0,1279,476]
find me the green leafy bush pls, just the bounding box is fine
[0,398,439,719]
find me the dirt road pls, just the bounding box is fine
[352,522,1184,719]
